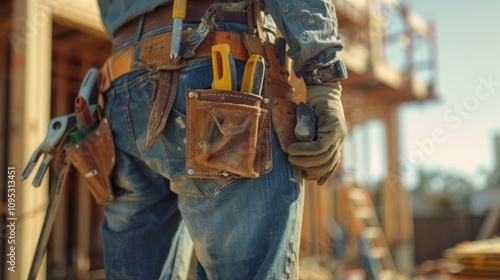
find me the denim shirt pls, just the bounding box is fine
[97,0,343,76]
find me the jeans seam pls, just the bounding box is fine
[123,82,140,156]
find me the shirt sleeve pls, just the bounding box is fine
[263,0,344,77]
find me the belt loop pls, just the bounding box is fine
[246,0,257,36]
[134,15,146,42]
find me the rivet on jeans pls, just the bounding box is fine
[263,98,270,104]
[263,163,270,171]
[188,91,196,99]
[222,171,230,177]
[187,168,195,175]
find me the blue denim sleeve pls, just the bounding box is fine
[263,0,344,77]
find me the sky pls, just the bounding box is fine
[344,0,500,189]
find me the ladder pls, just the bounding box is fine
[345,187,400,280]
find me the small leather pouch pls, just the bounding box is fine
[66,117,115,205]
[186,89,272,180]
[146,70,179,151]
[271,97,299,152]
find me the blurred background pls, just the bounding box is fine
[1,0,499,279]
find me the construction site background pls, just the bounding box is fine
[1,0,500,279]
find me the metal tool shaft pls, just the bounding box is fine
[28,157,71,280]
[170,0,187,59]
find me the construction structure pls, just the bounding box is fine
[0,0,436,279]
[295,0,437,278]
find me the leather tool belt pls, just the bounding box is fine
[112,2,249,48]
[99,31,250,93]
[99,0,300,178]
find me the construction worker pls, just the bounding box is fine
[96,0,347,278]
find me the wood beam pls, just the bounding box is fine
[50,0,108,40]
[9,0,52,279]
[0,13,8,272]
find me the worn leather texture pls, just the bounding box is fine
[241,34,295,101]
[271,97,299,152]
[146,70,178,151]
[186,89,272,179]
[67,117,116,205]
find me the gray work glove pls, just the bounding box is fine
[287,81,347,185]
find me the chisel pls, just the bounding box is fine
[170,0,187,59]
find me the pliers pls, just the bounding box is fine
[21,114,76,187]
[21,68,101,187]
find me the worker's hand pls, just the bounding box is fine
[287,81,347,185]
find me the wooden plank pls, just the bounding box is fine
[7,0,29,279]
[0,16,9,279]
[49,0,108,39]
[405,9,433,40]
[14,0,52,278]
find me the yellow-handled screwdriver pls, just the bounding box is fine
[170,0,187,59]
[241,54,265,95]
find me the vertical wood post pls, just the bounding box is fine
[9,0,52,279]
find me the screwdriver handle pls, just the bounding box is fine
[212,44,237,91]
[241,54,265,95]
[173,0,187,19]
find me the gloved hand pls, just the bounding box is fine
[287,81,347,185]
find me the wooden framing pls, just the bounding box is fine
[6,0,107,279]
[0,7,9,217]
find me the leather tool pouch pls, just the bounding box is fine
[271,98,299,152]
[241,34,299,153]
[186,89,272,180]
[66,116,116,205]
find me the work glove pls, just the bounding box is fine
[287,81,347,185]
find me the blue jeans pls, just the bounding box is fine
[102,35,304,280]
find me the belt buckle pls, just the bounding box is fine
[180,0,251,59]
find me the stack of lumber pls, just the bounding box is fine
[443,238,500,279]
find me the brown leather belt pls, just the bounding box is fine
[113,2,248,49]
[99,1,294,102]
[100,30,250,93]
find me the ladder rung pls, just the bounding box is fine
[361,227,382,239]
[368,247,389,259]
[377,270,399,280]
[348,188,366,202]
[354,207,376,219]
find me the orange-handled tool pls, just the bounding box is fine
[212,44,237,91]
[170,0,187,59]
